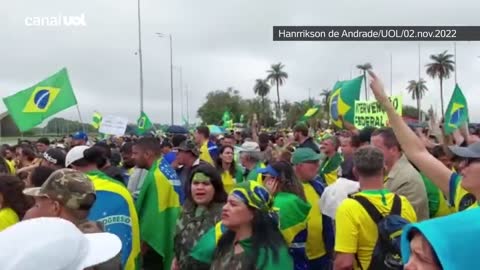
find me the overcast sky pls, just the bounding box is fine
[1,0,480,126]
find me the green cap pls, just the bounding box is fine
[292,147,322,165]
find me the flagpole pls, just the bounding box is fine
[179,67,183,123]
[454,42,457,84]
[169,34,174,125]
[186,84,189,126]
[76,105,85,133]
[137,0,144,114]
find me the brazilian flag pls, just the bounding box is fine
[92,111,102,129]
[444,84,468,135]
[222,110,233,129]
[329,76,363,128]
[2,68,77,132]
[136,111,153,135]
[301,105,320,121]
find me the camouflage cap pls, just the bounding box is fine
[23,168,95,210]
[175,140,200,157]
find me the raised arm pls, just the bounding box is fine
[368,70,452,195]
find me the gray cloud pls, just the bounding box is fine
[1,0,480,127]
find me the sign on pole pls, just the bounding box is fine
[99,115,128,136]
[354,96,403,129]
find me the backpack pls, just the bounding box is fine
[353,195,410,270]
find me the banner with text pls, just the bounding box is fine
[99,115,128,136]
[354,96,402,129]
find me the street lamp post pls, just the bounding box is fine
[156,33,174,125]
[137,0,144,114]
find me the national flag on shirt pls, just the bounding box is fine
[135,157,184,270]
[92,111,102,129]
[136,111,153,135]
[2,68,78,132]
[444,84,469,135]
[86,170,141,270]
[329,76,362,128]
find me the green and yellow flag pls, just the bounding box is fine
[222,110,233,129]
[135,157,184,269]
[92,111,102,129]
[3,68,77,132]
[329,76,363,128]
[136,111,153,135]
[301,105,321,121]
[444,84,468,135]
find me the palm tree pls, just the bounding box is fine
[253,79,271,125]
[266,63,288,121]
[319,89,331,124]
[356,63,372,100]
[426,50,455,119]
[406,79,428,120]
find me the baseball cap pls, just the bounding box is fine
[72,131,88,141]
[175,140,200,156]
[448,142,480,159]
[256,165,280,177]
[42,148,66,167]
[292,147,322,165]
[0,217,121,270]
[65,145,89,167]
[239,141,260,152]
[23,168,95,210]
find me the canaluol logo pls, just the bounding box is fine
[25,14,87,27]
[23,87,60,113]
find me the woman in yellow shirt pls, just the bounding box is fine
[215,146,244,193]
[0,175,31,231]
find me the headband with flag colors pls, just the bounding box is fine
[231,181,274,214]
[329,75,362,128]
[3,68,78,132]
[444,84,468,135]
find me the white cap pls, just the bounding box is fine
[320,177,360,219]
[239,141,260,152]
[65,145,89,167]
[0,217,122,270]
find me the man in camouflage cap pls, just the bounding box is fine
[23,168,122,270]
[175,140,209,190]
[23,168,96,224]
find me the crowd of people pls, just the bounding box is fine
[0,71,479,269]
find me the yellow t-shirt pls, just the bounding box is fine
[221,171,235,194]
[303,183,326,260]
[5,159,15,175]
[449,173,478,212]
[199,141,214,165]
[0,208,19,231]
[335,189,417,270]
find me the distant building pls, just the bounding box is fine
[0,112,21,137]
